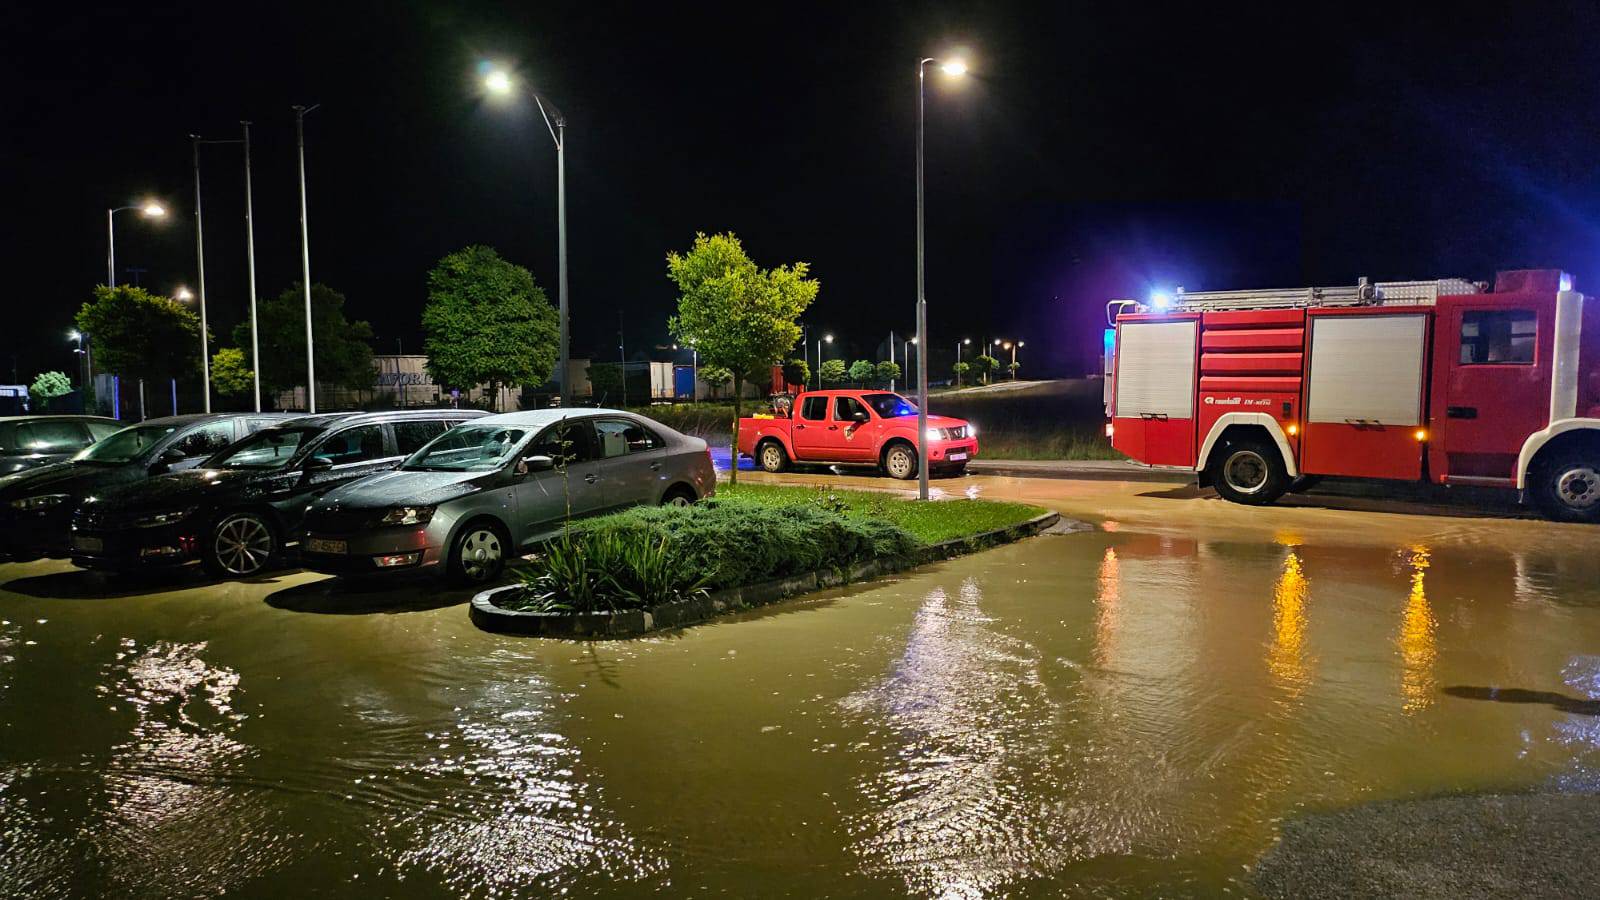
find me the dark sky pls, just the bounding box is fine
[7,1,1600,387]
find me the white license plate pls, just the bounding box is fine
[948,452,968,462]
[71,535,103,553]
[306,537,347,555]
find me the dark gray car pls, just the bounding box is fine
[0,415,123,474]
[299,408,716,584]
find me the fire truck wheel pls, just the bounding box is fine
[1532,450,1600,523]
[757,440,789,473]
[1211,439,1289,506]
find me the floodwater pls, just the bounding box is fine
[3,476,1600,898]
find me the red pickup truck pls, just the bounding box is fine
[738,390,979,479]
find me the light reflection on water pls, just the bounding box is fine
[1268,548,1311,696]
[1397,547,1436,714]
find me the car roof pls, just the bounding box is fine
[470,407,638,429]
[0,414,121,424]
[258,408,491,430]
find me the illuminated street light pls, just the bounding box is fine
[141,202,166,217]
[915,53,968,499]
[815,332,834,389]
[478,61,572,405]
[106,200,167,287]
[174,286,194,301]
[955,337,971,387]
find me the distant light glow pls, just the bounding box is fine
[940,59,968,77]
[823,333,834,342]
[141,202,166,217]
[69,330,81,341]
[1150,291,1172,310]
[483,69,513,95]
[1560,273,1574,292]
[174,287,193,301]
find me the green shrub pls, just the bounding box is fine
[509,531,710,613]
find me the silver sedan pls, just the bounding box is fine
[298,408,715,584]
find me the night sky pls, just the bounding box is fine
[7,1,1600,389]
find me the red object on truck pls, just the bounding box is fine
[738,390,979,479]
[1106,269,1600,521]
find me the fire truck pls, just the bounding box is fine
[1105,269,1600,522]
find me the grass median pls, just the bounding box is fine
[499,483,1048,614]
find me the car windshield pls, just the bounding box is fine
[207,428,315,470]
[861,393,918,418]
[73,424,175,464]
[402,425,529,471]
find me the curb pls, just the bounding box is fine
[966,461,1191,483]
[469,511,1064,639]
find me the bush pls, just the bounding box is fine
[509,530,710,613]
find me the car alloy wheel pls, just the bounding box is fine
[213,513,274,576]
[1556,465,1600,511]
[458,527,503,582]
[1223,449,1270,495]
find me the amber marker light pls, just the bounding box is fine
[1414,429,1428,442]
[1286,423,1299,436]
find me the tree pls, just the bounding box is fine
[667,232,818,484]
[951,360,971,386]
[235,283,374,395]
[1007,360,1022,379]
[699,364,732,399]
[848,359,875,384]
[29,371,72,410]
[875,360,901,386]
[972,354,1000,385]
[587,362,624,403]
[211,348,254,399]
[782,358,810,389]
[76,286,201,387]
[422,246,559,411]
[820,358,847,385]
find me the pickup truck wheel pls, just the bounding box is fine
[1211,438,1288,506]
[883,443,917,480]
[1532,450,1600,523]
[757,440,789,473]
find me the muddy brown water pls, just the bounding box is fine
[3,476,1600,898]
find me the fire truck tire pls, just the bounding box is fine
[1210,438,1289,506]
[756,440,790,473]
[1531,449,1600,523]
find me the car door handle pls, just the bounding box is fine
[795,424,806,430]
[1447,406,1477,419]
[584,473,598,484]
[827,425,839,431]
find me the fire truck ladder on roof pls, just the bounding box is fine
[1163,277,1483,312]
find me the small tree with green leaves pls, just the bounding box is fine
[76,286,201,401]
[972,354,1000,385]
[235,283,373,396]
[782,358,809,389]
[423,246,559,411]
[587,362,624,403]
[848,359,874,385]
[951,360,971,386]
[1007,360,1022,379]
[210,348,254,400]
[29,371,72,410]
[819,358,847,385]
[875,360,901,387]
[699,364,733,399]
[667,232,818,484]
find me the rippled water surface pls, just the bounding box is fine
[4,506,1600,897]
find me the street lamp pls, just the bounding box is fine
[816,333,833,389]
[293,104,321,413]
[915,53,967,500]
[1008,339,1024,379]
[481,62,571,407]
[106,201,166,287]
[955,337,971,386]
[69,331,86,391]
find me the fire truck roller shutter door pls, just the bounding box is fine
[1112,319,1198,467]
[1303,312,1429,480]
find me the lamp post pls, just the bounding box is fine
[293,104,320,412]
[106,201,166,288]
[1008,339,1024,379]
[483,65,571,406]
[915,54,967,500]
[956,337,971,386]
[242,121,262,412]
[816,333,833,389]
[69,331,86,391]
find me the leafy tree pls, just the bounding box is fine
[972,354,1000,385]
[1007,360,1022,379]
[211,348,254,399]
[848,359,875,384]
[234,283,374,395]
[819,358,847,384]
[667,232,818,484]
[29,371,72,410]
[422,246,559,411]
[875,360,901,386]
[951,360,971,386]
[699,364,733,398]
[76,285,201,387]
[782,358,810,388]
[587,362,624,402]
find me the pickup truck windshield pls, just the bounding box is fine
[861,393,918,418]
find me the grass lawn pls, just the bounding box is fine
[716,482,1047,544]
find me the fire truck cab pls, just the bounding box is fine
[1106,269,1600,522]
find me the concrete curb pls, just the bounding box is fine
[469,510,1063,639]
[967,460,1192,483]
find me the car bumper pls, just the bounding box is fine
[68,523,200,570]
[0,508,74,560]
[928,439,979,466]
[299,527,445,577]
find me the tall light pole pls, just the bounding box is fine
[189,136,214,412]
[242,121,262,412]
[904,336,918,392]
[293,104,320,412]
[888,330,896,391]
[915,55,967,500]
[956,337,971,386]
[816,333,833,389]
[106,201,166,287]
[1008,339,1024,379]
[483,65,570,406]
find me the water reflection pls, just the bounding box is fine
[1267,549,1311,696]
[1093,548,1120,670]
[1397,548,1436,713]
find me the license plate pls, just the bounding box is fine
[71,535,103,553]
[306,537,348,555]
[948,452,968,462]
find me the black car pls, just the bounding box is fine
[69,408,486,577]
[0,413,300,561]
[0,415,123,474]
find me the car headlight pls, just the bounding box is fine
[967,423,977,438]
[10,494,69,511]
[134,508,195,528]
[379,506,435,526]
[924,427,946,442]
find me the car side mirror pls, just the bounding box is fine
[303,456,334,473]
[516,454,555,476]
[149,447,186,474]
[853,411,870,424]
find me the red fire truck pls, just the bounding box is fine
[1105,269,1600,522]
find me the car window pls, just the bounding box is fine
[394,420,446,455]
[243,417,286,434]
[834,396,867,422]
[402,425,529,471]
[17,420,91,452]
[76,424,176,463]
[861,393,918,418]
[0,423,15,452]
[85,421,122,441]
[312,424,388,465]
[1460,309,1536,365]
[527,420,598,465]
[800,396,828,421]
[210,428,314,469]
[594,419,663,457]
[171,421,237,458]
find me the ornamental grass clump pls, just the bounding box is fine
[509,531,710,614]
